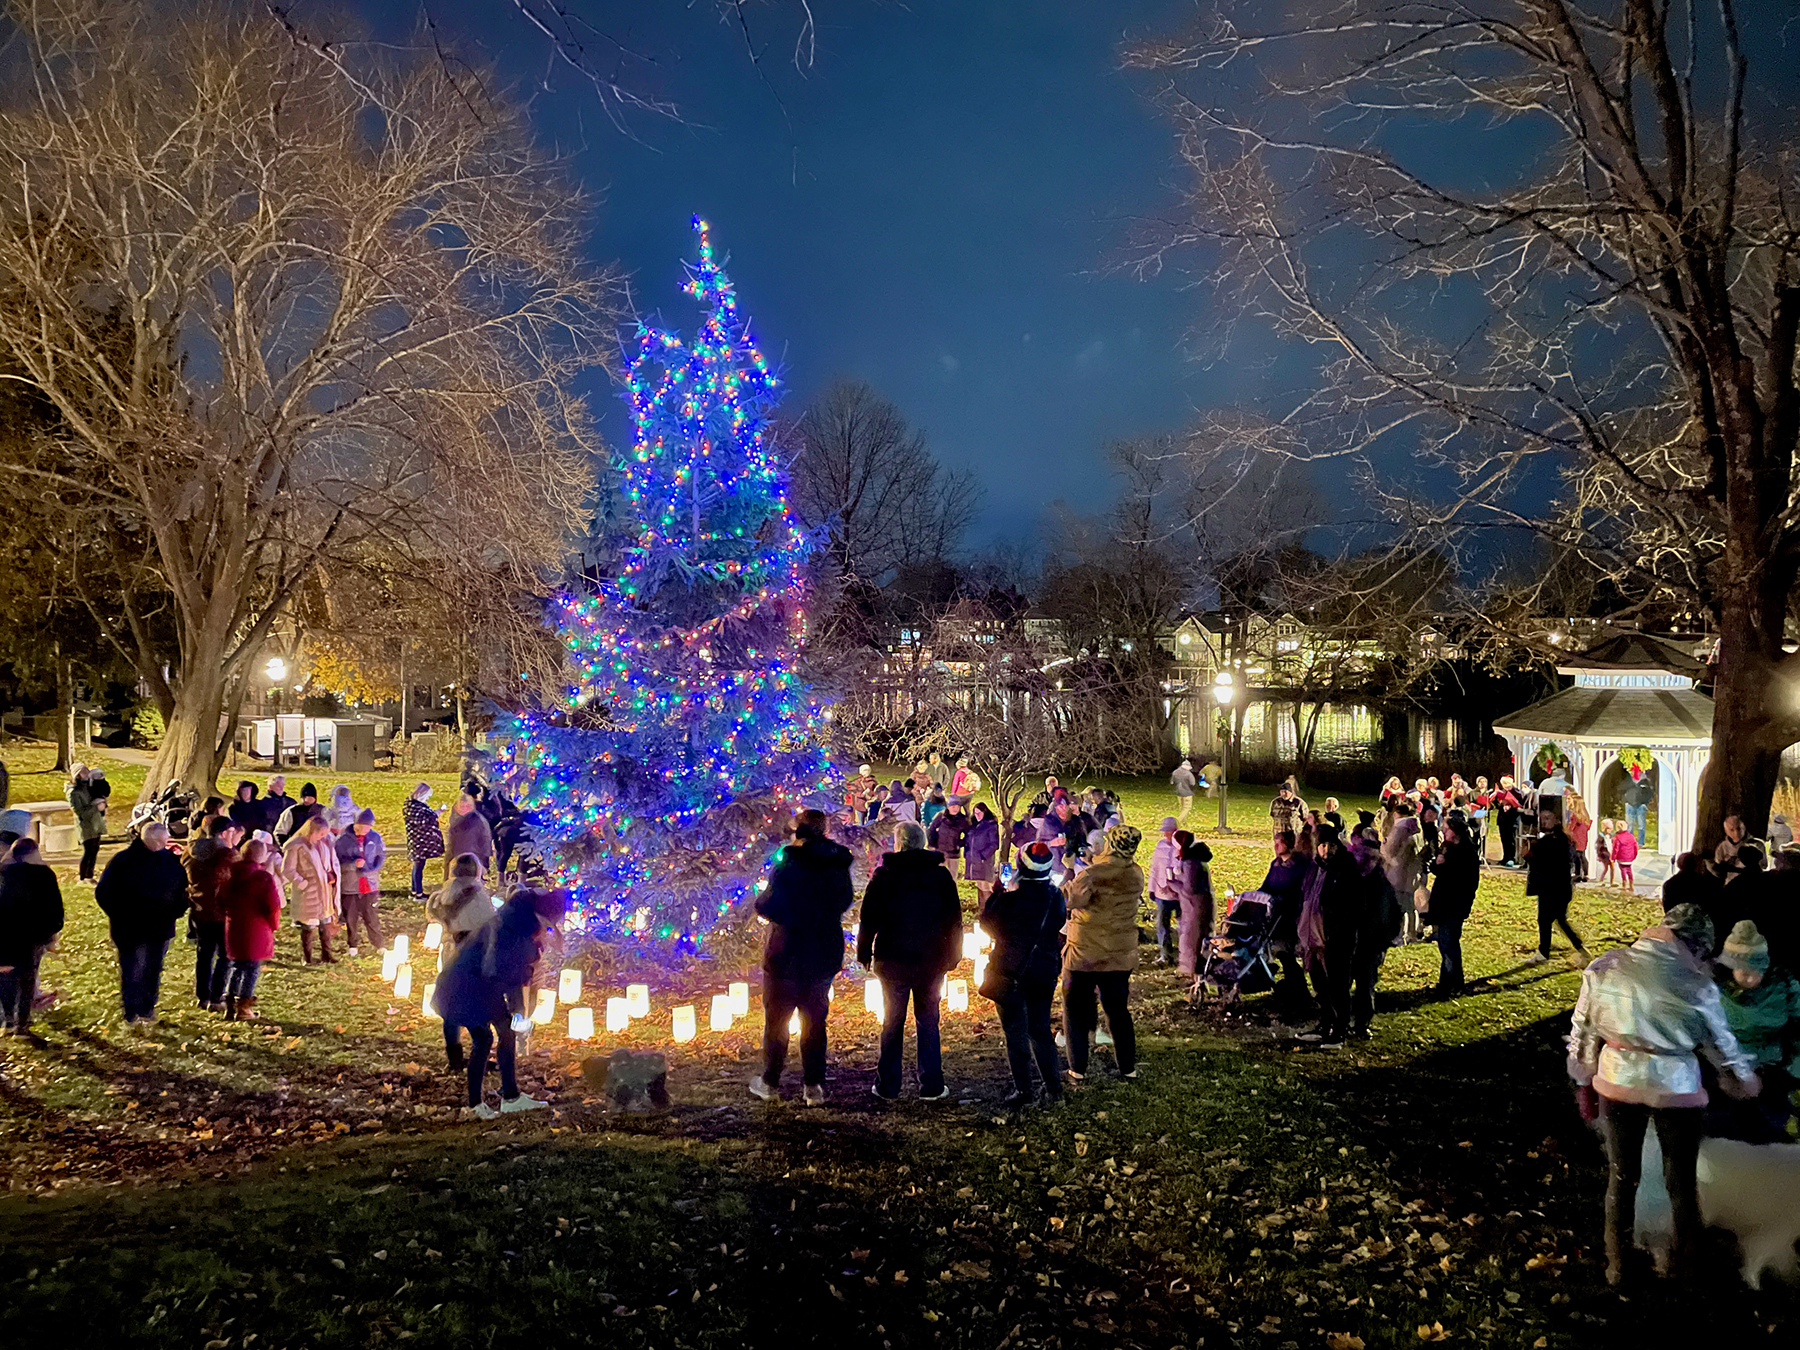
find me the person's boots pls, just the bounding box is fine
[237,996,259,1020]
[300,927,319,965]
[318,927,338,963]
[224,995,239,1021]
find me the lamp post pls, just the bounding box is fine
[265,655,288,714]
[1213,670,1236,834]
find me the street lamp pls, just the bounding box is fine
[264,656,288,683]
[1213,670,1236,833]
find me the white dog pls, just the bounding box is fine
[1636,1134,1800,1288]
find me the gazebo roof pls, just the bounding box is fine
[1555,632,1706,676]
[1493,684,1713,745]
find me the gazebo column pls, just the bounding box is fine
[1581,743,1606,874]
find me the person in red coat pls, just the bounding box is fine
[221,839,284,1020]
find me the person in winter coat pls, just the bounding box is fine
[67,763,108,881]
[1611,823,1640,892]
[1770,814,1795,851]
[928,799,968,868]
[428,853,497,1070]
[962,803,1001,905]
[1035,798,1082,873]
[1527,809,1588,964]
[434,888,566,1118]
[845,765,877,823]
[322,784,358,837]
[259,775,296,835]
[1494,777,1525,867]
[857,821,963,1101]
[335,809,386,956]
[185,815,241,1011]
[1567,903,1759,1285]
[95,823,191,1025]
[281,816,342,965]
[877,780,918,825]
[1171,759,1197,822]
[1428,817,1481,995]
[402,782,446,900]
[979,842,1066,1104]
[1061,823,1144,1080]
[1148,817,1183,965]
[1259,831,1314,1008]
[1301,826,1401,1045]
[0,838,64,1033]
[447,793,495,873]
[221,839,283,1020]
[273,783,320,846]
[948,758,979,800]
[750,809,854,1104]
[1711,921,1800,1142]
[227,781,262,836]
[1173,834,1215,977]
[1381,805,1425,945]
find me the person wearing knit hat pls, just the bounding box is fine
[1567,902,1759,1284]
[979,842,1067,1104]
[1061,822,1145,1082]
[334,805,387,957]
[1712,921,1800,1143]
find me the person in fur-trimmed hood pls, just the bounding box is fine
[1061,823,1144,1081]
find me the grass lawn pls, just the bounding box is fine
[1,757,1795,1346]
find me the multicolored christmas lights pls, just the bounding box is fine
[496,217,837,948]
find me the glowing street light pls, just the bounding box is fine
[264,656,288,683]
[1213,670,1237,833]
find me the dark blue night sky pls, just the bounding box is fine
[356,1,1259,548]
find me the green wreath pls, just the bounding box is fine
[1531,743,1568,779]
[1617,747,1655,782]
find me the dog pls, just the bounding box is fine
[1636,1133,1800,1288]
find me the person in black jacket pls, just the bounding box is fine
[259,775,296,836]
[1301,826,1400,1045]
[857,820,963,1101]
[750,809,854,1105]
[0,838,65,1033]
[1428,817,1481,995]
[434,887,566,1118]
[979,842,1066,1105]
[1525,808,1587,965]
[94,823,191,1025]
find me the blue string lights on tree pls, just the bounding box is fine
[496,217,837,949]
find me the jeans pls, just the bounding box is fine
[411,858,428,896]
[118,938,171,1021]
[0,945,46,1029]
[760,974,832,1089]
[1063,970,1136,1075]
[1625,803,1648,842]
[995,979,1060,1097]
[225,959,262,999]
[1499,810,1520,865]
[1598,1098,1702,1279]
[877,971,944,1096]
[341,892,382,950]
[466,1021,519,1106]
[79,837,102,881]
[1154,898,1179,962]
[1536,894,1584,957]
[194,919,229,1006]
[1434,913,1465,991]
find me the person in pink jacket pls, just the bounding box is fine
[1612,825,1640,892]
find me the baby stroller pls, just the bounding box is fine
[1191,890,1279,1004]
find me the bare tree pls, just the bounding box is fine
[789,379,982,588]
[0,0,611,795]
[1128,0,1800,849]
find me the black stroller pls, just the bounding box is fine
[1191,890,1279,1004]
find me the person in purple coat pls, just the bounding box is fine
[963,803,1001,905]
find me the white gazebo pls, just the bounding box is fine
[1493,634,1712,879]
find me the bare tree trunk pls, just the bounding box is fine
[145,661,232,795]
[1694,583,1790,851]
[52,643,73,774]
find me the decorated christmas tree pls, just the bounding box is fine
[497,218,835,948]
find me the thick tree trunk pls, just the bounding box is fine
[1693,584,1791,853]
[143,662,233,799]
